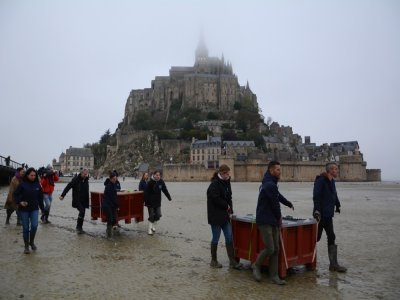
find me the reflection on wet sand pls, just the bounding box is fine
[1,179,399,299]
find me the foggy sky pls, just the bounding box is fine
[1,0,399,180]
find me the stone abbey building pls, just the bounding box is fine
[124,38,258,125]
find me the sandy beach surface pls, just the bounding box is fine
[1,178,400,300]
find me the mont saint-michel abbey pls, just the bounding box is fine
[124,38,257,124]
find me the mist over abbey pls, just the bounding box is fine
[77,39,380,182]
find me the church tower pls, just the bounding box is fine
[195,33,208,63]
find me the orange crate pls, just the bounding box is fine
[91,191,144,224]
[231,215,317,278]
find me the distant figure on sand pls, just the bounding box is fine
[138,172,149,191]
[102,171,119,239]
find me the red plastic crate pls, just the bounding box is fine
[231,215,317,278]
[91,191,144,224]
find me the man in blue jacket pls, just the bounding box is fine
[313,162,347,272]
[253,161,294,285]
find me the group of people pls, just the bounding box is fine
[4,161,346,284]
[207,161,347,286]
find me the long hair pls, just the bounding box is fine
[24,167,39,183]
[210,164,230,181]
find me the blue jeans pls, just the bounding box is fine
[210,221,233,245]
[20,210,39,241]
[43,193,53,212]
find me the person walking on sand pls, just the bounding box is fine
[102,171,119,239]
[40,165,59,224]
[4,167,25,225]
[144,170,171,235]
[313,162,347,273]
[252,161,294,285]
[59,168,89,234]
[138,172,149,191]
[14,168,44,254]
[207,164,242,270]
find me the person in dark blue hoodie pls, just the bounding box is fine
[253,161,293,285]
[14,168,44,254]
[313,162,347,272]
[102,171,119,238]
[144,170,171,235]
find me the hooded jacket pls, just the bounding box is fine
[207,174,233,226]
[61,174,89,209]
[256,171,293,226]
[102,179,118,209]
[144,176,171,208]
[313,172,341,219]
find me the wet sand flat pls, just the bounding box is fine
[1,179,400,299]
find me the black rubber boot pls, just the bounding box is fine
[24,238,31,254]
[5,209,13,225]
[30,231,37,251]
[106,225,113,239]
[226,243,243,270]
[45,209,51,224]
[76,218,85,234]
[210,243,222,268]
[328,244,347,272]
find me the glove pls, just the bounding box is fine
[168,198,172,201]
[335,206,341,214]
[313,210,321,222]
[289,202,294,210]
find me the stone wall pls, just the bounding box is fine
[366,169,381,181]
[163,155,380,182]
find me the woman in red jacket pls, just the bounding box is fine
[40,166,59,223]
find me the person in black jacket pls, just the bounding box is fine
[253,161,294,285]
[59,168,89,234]
[313,162,347,272]
[102,171,119,238]
[144,170,171,235]
[138,172,149,191]
[207,164,242,270]
[14,168,44,254]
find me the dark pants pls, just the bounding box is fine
[76,202,86,228]
[255,224,280,278]
[317,218,336,246]
[147,207,161,222]
[104,206,116,226]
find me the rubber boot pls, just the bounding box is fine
[269,253,286,285]
[148,222,153,235]
[24,238,30,254]
[45,209,51,224]
[152,221,157,232]
[76,218,85,234]
[226,243,243,270]
[210,243,222,268]
[252,263,262,282]
[40,211,45,223]
[106,225,113,239]
[328,244,347,272]
[30,231,37,251]
[5,209,12,225]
